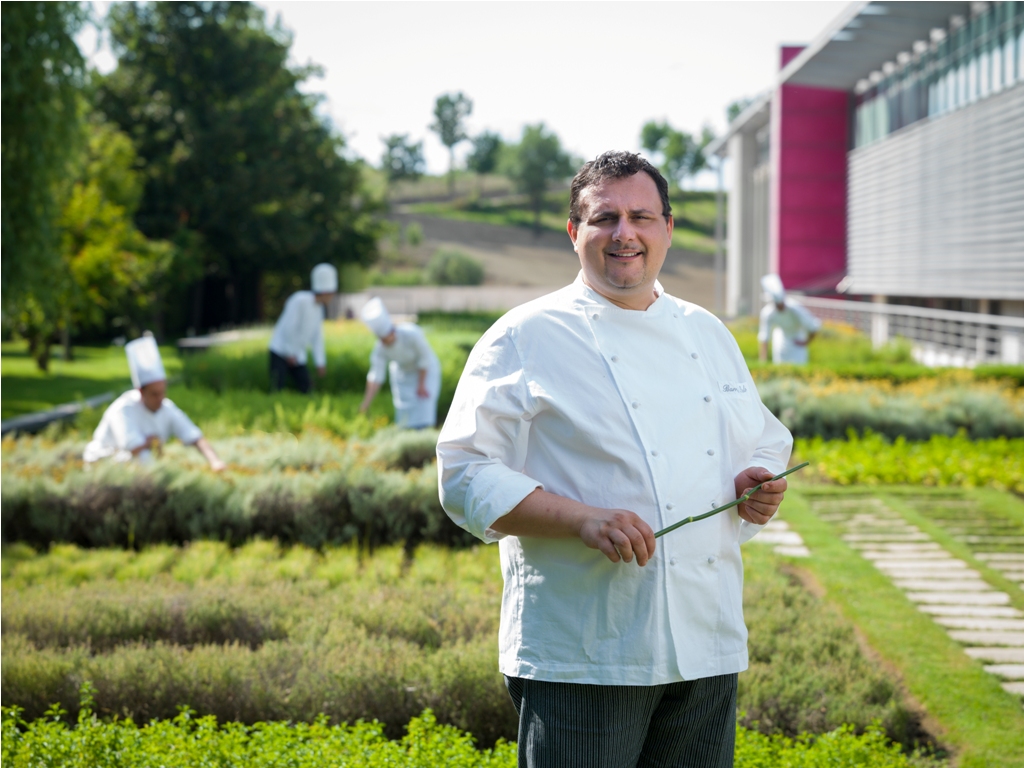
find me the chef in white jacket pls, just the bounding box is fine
[358,297,441,429]
[83,335,225,470]
[758,273,821,364]
[268,263,338,393]
[437,152,793,766]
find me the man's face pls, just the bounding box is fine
[139,380,167,412]
[381,330,397,347]
[567,173,673,311]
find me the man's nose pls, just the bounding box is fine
[612,216,636,241]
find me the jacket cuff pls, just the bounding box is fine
[465,463,543,542]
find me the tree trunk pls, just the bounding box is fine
[61,324,73,362]
[448,148,456,199]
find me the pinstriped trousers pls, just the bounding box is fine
[504,673,738,768]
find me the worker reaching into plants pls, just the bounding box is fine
[758,273,822,364]
[358,297,441,429]
[268,263,339,393]
[83,335,225,471]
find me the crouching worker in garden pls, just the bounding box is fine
[83,335,226,471]
[268,263,338,393]
[437,151,794,767]
[358,297,441,429]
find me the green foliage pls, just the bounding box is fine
[640,120,715,188]
[381,134,426,185]
[502,123,574,231]
[98,1,382,333]
[467,131,503,178]
[430,92,473,195]
[425,249,485,286]
[796,431,1024,494]
[757,374,1024,440]
[0,703,927,767]
[404,221,424,247]
[1,1,87,315]
[0,431,474,551]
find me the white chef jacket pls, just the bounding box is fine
[758,298,822,364]
[268,291,326,367]
[83,389,203,464]
[368,324,441,429]
[437,274,793,686]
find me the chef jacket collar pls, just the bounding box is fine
[572,271,668,316]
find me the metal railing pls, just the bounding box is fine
[798,297,1024,367]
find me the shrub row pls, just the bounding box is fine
[0,430,471,551]
[2,542,927,751]
[796,432,1024,494]
[2,704,936,768]
[759,374,1024,440]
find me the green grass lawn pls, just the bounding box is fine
[782,487,1024,767]
[0,342,182,420]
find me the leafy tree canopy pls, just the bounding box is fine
[504,124,574,232]
[429,91,472,196]
[467,131,503,177]
[381,134,425,185]
[96,1,382,330]
[640,120,715,189]
[1,2,87,314]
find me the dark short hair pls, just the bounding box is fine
[568,151,672,226]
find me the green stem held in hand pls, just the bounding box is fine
[653,461,810,539]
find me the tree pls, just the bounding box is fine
[505,124,574,233]
[97,2,381,332]
[381,134,426,186]
[429,92,472,197]
[640,120,715,189]
[1,2,87,316]
[466,131,503,196]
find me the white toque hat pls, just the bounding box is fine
[311,263,338,294]
[125,335,166,388]
[360,297,393,338]
[761,274,786,303]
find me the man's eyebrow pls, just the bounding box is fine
[588,206,659,218]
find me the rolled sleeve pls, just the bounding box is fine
[437,327,542,543]
[311,320,326,368]
[367,344,387,384]
[165,400,203,445]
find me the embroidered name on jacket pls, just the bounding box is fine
[720,383,749,394]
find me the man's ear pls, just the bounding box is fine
[567,219,578,251]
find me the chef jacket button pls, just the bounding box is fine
[631,401,639,409]
[673,313,678,318]
[651,450,658,457]
[592,313,600,320]
[707,448,715,456]
[611,355,619,362]
[670,557,678,566]
[707,555,717,565]
[691,352,699,359]
[704,395,712,402]
[666,502,674,510]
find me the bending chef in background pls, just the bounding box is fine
[358,297,441,429]
[758,273,822,365]
[83,335,225,470]
[268,263,338,393]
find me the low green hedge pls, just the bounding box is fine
[1,703,935,768]
[0,430,467,551]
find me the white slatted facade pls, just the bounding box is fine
[847,82,1024,300]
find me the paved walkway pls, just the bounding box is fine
[751,517,811,558]
[811,496,1024,699]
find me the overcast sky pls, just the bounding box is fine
[80,1,849,182]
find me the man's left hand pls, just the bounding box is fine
[317,366,327,377]
[734,466,788,525]
[417,384,429,399]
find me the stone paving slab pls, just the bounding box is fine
[774,545,812,558]
[875,560,972,570]
[880,568,980,579]
[1002,682,1024,695]
[934,617,1024,631]
[894,579,994,592]
[984,664,1024,679]
[919,605,1023,617]
[977,553,1024,562]
[906,592,1011,605]
[843,533,932,542]
[947,630,1024,646]
[966,647,1024,663]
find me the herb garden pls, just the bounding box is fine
[3,318,1024,767]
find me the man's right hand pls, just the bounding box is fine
[579,510,656,566]
[286,356,299,366]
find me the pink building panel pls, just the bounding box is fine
[774,46,849,293]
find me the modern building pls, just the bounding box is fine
[709,1,1024,365]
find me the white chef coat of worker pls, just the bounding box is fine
[437,273,793,684]
[358,297,441,429]
[268,263,338,393]
[758,274,822,364]
[83,336,225,470]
